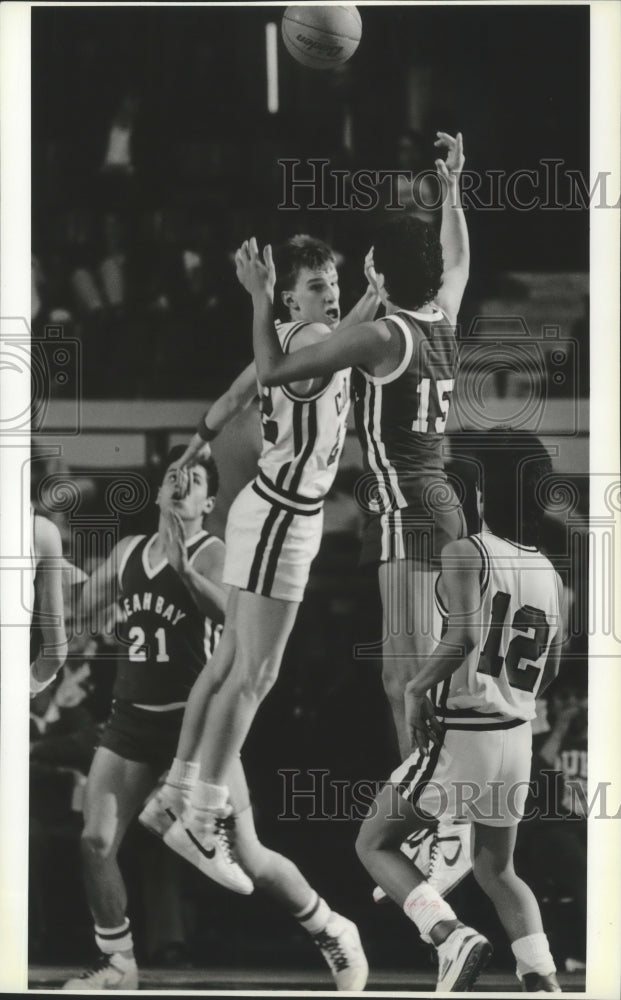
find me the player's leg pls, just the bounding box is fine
[378,557,438,759]
[161,593,297,895]
[197,589,299,786]
[356,781,491,991]
[376,554,472,902]
[140,590,239,837]
[63,746,155,989]
[227,757,368,990]
[472,822,559,991]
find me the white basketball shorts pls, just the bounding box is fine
[222,481,323,603]
[390,718,533,827]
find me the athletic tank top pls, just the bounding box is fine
[434,532,562,721]
[255,320,350,514]
[113,531,222,706]
[352,308,459,512]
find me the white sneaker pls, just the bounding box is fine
[428,821,472,897]
[163,810,254,895]
[62,952,138,990]
[313,913,369,991]
[436,925,492,991]
[139,785,183,838]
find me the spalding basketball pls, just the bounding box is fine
[281,6,362,70]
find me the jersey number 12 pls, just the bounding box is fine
[477,591,551,692]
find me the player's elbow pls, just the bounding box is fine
[256,364,280,388]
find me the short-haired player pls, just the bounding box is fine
[237,132,473,896]
[355,430,564,993]
[139,236,378,990]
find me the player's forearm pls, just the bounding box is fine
[31,636,68,679]
[201,382,255,436]
[338,286,381,330]
[177,563,227,622]
[252,292,289,386]
[407,629,476,697]
[440,177,469,274]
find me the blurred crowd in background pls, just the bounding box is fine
[29,3,589,978]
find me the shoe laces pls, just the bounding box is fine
[77,953,113,979]
[214,813,237,864]
[314,928,349,973]
[429,831,440,874]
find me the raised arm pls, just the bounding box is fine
[236,238,386,387]
[337,249,382,330]
[76,536,133,638]
[160,509,229,623]
[30,515,69,694]
[433,131,469,326]
[178,361,258,474]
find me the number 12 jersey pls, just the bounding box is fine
[434,531,563,722]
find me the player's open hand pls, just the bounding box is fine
[235,237,276,300]
[364,246,380,294]
[405,688,443,754]
[434,131,465,183]
[162,508,189,574]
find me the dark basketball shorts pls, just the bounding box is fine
[358,479,467,568]
[98,699,185,773]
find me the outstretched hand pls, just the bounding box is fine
[364,246,381,295]
[434,131,465,183]
[235,237,276,300]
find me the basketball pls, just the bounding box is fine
[281,6,362,70]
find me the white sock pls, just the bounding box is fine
[295,892,332,935]
[190,779,229,812]
[403,882,457,942]
[95,918,134,956]
[511,933,556,979]
[166,758,199,793]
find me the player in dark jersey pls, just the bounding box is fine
[237,131,472,891]
[355,430,563,993]
[62,446,227,990]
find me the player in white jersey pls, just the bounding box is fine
[236,133,472,899]
[355,430,564,992]
[140,236,377,990]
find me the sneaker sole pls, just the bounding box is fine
[445,939,492,992]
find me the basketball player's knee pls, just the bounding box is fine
[355,817,384,861]
[81,826,116,862]
[473,850,513,892]
[235,656,280,702]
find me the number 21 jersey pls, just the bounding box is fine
[113,531,222,706]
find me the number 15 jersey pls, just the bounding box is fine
[434,531,563,722]
[352,307,458,513]
[256,321,350,512]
